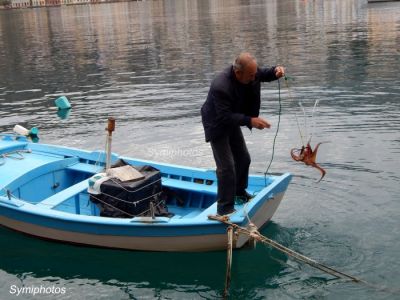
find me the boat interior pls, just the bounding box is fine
[0,137,272,219]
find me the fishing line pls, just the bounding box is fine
[263,76,320,184]
[284,77,306,146]
[285,77,320,145]
[309,98,320,144]
[264,78,282,186]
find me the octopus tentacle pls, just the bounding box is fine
[310,162,326,183]
[290,142,326,182]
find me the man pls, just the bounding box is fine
[201,52,285,216]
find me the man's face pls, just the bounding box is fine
[235,60,257,84]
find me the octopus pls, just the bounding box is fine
[290,142,326,182]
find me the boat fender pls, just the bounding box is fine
[13,125,39,139]
[13,125,30,136]
[88,173,110,195]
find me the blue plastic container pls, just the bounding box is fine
[55,96,71,109]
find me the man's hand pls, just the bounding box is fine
[251,117,271,130]
[275,66,285,78]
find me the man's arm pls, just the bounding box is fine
[258,66,285,82]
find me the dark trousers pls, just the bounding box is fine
[210,127,251,215]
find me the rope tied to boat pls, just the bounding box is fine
[215,215,360,281]
[208,215,400,296]
[0,149,31,166]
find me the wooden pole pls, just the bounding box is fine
[106,117,115,172]
[223,226,234,299]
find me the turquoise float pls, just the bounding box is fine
[54,96,71,109]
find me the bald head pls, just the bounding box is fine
[233,52,257,71]
[233,52,258,84]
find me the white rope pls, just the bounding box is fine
[90,193,167,218]
[89,194,135,217]
[0,149,32,166]
[108,177,162,194]
[94,190,162,206]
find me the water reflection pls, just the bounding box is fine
[0,223,291,299]
[0,0,399,127]
[57,108,71,120]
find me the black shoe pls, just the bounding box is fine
[217,208,236,217]
[235,191,254,203]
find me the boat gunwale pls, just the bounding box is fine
[0,172,291,227]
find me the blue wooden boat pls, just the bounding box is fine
[0,134,292,252]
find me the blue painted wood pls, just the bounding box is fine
[0,139,292,251]
[161,177,217,195]
[5,157,79,192]
[36,179,89,209]
[66,162,104,174]
[0,142,28,155]
[29,143,119,164]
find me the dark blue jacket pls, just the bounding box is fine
[201,65,278,142]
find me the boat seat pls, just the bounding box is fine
[161,178,217,195]
[66,162,104,174]
[36,179,89,209]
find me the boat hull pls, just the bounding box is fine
[0,215,227,252]
[0,136,291,252]
[0,192,286,252]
